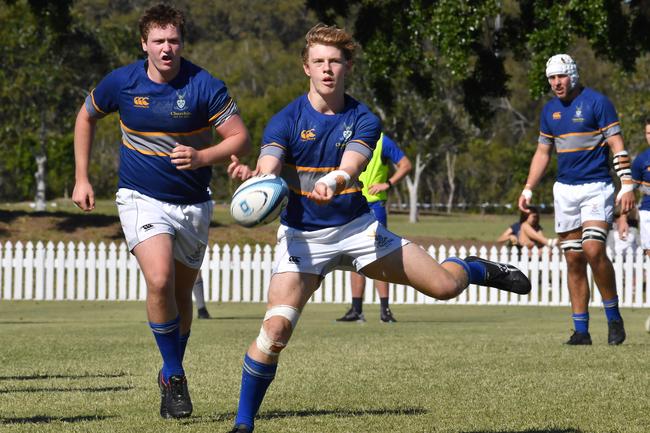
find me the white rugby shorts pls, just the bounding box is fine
[639,210,650,251]
[553,181,614,234]
[115,188,213,269]
[273,212,409,276]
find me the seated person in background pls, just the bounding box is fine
[497,207,556,248]
[518,206,557,248]
[497,220,521,246]
[607,207,639,255]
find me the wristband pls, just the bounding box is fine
[386,179,392,189]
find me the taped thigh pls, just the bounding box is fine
[560,239,583,253]
[256,305,301,357]
[582,226,608,244]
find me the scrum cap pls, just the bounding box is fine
[545,54,579,89]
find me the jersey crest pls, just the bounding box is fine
[336,122,353,148]
[175,91,188,111]
[572,103,584,123]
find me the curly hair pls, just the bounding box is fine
[301,23,357,64]
[138,3,185,42]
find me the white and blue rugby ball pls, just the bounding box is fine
[230,174,289,227]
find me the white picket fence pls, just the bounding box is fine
[1,240,649,307]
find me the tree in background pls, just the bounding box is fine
[310,0,650,218]
[0,0,111,206]
[2,0,650,212]
[312,0,507,221]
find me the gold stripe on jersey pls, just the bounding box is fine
[122,139,169,156]
[556,142,607,154]
[208,97,235,124]
[90,89,107,115]
[120,120,212,137]
[348,139,373,151]
[287,185,361,196]
[261,142,287,151]
[601,121,621,132]
[285,163,337,172]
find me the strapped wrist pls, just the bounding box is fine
[316,170,351,194]
[613,150,632,180]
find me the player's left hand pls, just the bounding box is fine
[308,182,334,205]
[171,144,203,170]
[368,183,389,195]
[616,190,635,214]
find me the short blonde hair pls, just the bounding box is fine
[301,23,357,64]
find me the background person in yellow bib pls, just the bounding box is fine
[336,133,412,322]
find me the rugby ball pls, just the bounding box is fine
[230,174,289,227]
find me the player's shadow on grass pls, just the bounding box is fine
[209,315,264,321]
[203,407,428,423]
[0,209,22,224]
[462,429,583,433]
[0,415,114,425]
[0,372,127,381]
[0,385,133,394]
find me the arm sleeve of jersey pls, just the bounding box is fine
[345,111,381,160]
[595,95,622,138]
[382,135,406,164]
[631,154,644,183]
[84,70,121,119]
[259,113,288,161]
[207,77,240,128]
[538,106,554,146]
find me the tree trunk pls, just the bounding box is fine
[405,152,429,223]
[445,150,456,215]
[34,112,47,211]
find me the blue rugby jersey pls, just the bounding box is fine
[381,135,406,166]
[539,87,620,185]
[260,94,381,231]
[85,58,239,204]
[632,148,650,211]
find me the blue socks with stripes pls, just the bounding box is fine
[570,296,621,335]
[442,257,486,285]
[149,316,184,380]
[603,296,622,322]
[572,312,589,334]
[235,354,277,430]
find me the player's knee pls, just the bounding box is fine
[425,269,461,300]
[145,274,173,296]
[255,305,300,357]
[581,227,608,259]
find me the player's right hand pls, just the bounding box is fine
[228,155,256,180]
[72,181,95,212]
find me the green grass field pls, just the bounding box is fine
[1,302,648,433]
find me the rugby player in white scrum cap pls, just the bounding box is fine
[518,54,635,346]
